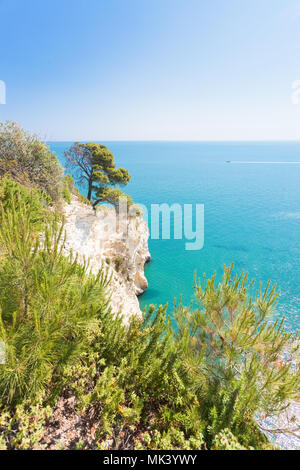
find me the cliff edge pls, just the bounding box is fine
[62,197,151,322]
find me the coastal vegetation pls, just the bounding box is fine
[0,121,63,202]
[0,122,299,450]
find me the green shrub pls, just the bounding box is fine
[0,176,52,228]
[173,265,300,448]
[0,180,299,450]
[0,121,64,201]
[0,397,52,450]
[0,188,110,405]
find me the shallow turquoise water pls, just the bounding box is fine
[49,141,300,332]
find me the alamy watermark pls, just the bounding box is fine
[291,80,300,104]
[147,203,204,251]
[97,199,204,252]
[0,80,6,104]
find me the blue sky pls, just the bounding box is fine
[0,0,300,141]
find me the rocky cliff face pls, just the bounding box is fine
[62,198,151,322]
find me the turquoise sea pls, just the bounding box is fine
[49,142,300,332]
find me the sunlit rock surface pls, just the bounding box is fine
[62,197,151,323]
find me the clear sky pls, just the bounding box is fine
[0,0,300,141]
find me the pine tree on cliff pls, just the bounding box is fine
[65,142,132,209]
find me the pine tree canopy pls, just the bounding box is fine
[64,142,131,208]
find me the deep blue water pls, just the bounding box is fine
[49,141,300,332]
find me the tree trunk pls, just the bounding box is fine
[87,180,92,200]
[92,199,101,208]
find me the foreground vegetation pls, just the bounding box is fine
[0,122,299,450]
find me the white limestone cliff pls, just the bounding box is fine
[62,197,151,322]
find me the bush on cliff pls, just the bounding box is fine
[174,268,300,448]
[0,121,63,202]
